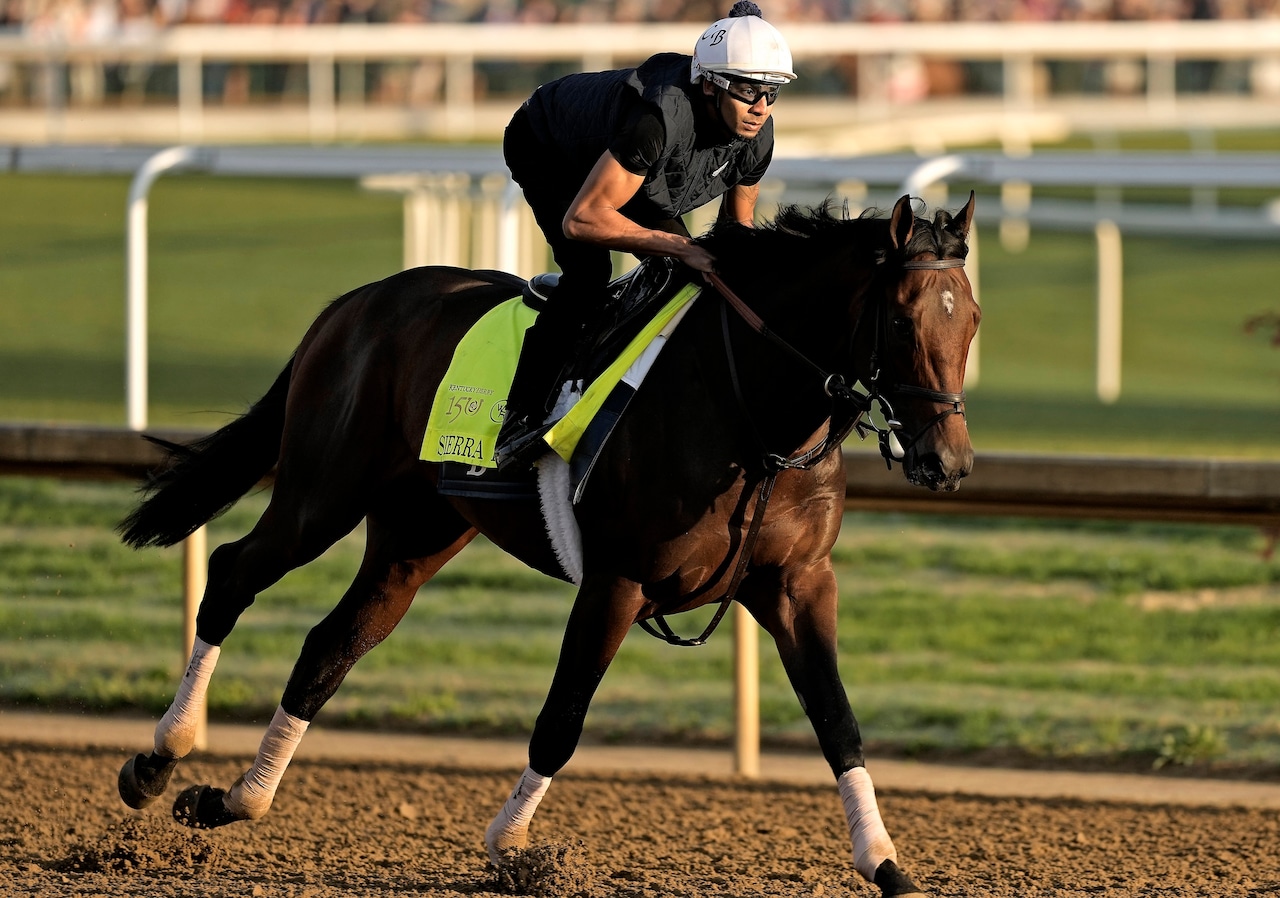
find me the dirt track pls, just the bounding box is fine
[3,736,1280,898]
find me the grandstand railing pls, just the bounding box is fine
[3,21,1280,143]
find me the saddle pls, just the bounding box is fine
[523,256,683,386]
[432,257,696,501]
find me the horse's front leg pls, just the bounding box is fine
[485,576,642,863]
[749,564,927,898]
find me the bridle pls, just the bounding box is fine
[637,255,967,647]
[857,256,969,468]
[708,255,968,471]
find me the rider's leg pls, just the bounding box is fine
[495,275,601,471]
[497,127,613,469]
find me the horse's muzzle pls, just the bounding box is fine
[906,445,973,492]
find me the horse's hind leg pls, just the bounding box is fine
[119,485,368,810]
[173,496,476,829]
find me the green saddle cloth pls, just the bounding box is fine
[420,285,700,469]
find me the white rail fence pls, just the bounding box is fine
[9,142,1278,411]
[4,21,1280,143]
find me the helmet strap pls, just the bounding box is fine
[701,79,737,137]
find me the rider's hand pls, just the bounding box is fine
[677,241,717,273]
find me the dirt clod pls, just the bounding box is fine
[491,842,598,897]
[54,817,224,873]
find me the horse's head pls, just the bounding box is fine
[697,195,979,491]
[861,193,980,491]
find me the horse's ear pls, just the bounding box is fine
[953,190,977,242]
[890,194,915,250]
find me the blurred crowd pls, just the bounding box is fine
[3,0,1276,108]
[4,0,1279,35]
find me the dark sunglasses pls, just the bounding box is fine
[706,72,781,107]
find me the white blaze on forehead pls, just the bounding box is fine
[941,289,955,317]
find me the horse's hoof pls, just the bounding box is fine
[118,752,179,810]
[874,859,928,897]
[172,784,243,829]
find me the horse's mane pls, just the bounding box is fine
[698,200,968,274]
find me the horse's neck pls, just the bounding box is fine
[678,288,846,466]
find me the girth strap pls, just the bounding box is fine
[637,273,860,648]
[638,471,776,648]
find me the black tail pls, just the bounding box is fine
[118,358,294,549]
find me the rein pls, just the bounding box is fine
[637,257,966,648]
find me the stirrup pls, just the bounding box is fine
[495,419,553,472]
[521,273,559,311]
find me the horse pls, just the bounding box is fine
[115,192,979,898]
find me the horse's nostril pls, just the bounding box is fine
[916,452,944,474]
[909,449,971,491]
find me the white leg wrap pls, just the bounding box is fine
[153,638,221,758]
[484,766,552,863]
[838,766,898,882]
[222,705,309,820]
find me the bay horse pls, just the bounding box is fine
[115,193,978,898]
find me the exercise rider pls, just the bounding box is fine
[494,0,796,471]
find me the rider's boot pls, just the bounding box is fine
[495,318,565,472]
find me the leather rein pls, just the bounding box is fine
[638,257,967,647]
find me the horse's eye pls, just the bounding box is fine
[890,317,913,338]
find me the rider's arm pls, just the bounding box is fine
[718,139,772,228]
[562,151,716,273]
[718,182,760,228]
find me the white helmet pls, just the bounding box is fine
[691,3,797,86]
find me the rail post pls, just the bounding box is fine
[1096,219,1123,404]
[183,525,209,750]
[733,604,760,778]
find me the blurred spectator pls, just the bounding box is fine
[4,0,1278,110]
[11,0,1277,33]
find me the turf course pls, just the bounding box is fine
[2,161,1279,771]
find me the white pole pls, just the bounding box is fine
[126,145,198,432]
[177,55,203,142]
[308,54,336,143]
[405,185,429,270]
[474,172,507,270]
[440,173,468,267]
[899,154,965,200]
[1096,219,1123,404]
[497,176,522,275]
[444,53,475,137]
[733,603,760,778]
[183,524,209,750]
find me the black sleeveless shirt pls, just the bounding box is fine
[520,53,773,220]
